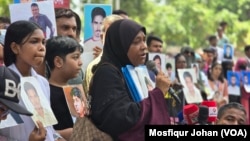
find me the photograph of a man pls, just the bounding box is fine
[70,87,86,118]
[227,72,240,103]
[227,72,240,95]
[148,52,166,74]
[223,44,233,60]
[23,81,57,127]
[241,72,250,85]
[29,2,54,38]
[153,54,162,72]
[242,71,250,93]
[191,63,199,79]
[84,6,106,52]
[178,69,203,104]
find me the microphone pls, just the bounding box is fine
[146,60,159,75]
[183,104,199,125]
[146,60,181,104]
[197,105,209,125]
[200,101,217,123]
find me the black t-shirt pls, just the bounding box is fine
[50,84,73,130]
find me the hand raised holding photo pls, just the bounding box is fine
[29,121,46,141]
[155,70,171,94]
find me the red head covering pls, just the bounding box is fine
[234,58,247,71]
[183,104,199,125]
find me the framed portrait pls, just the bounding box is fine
[10,0,57,39]
[63,84,88,118]
[241,71,250,92]
[191,63,199,79]
[20,77,57,127]
[177,68,202,104]
[148,52,166,74]
[83,4,112,52]
[227,71,240,95]
[13,0,70,8]
[165,57,176,81]
[223,44,234,60]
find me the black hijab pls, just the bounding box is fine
[99,19,146,70]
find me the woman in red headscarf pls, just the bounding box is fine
[234,57,250,124]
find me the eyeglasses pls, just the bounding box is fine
[0,104,10,118]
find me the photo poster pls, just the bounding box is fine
[0,111,23,129]
[80,51,95,74]
[63,84,88,118]
[227,71,240,96]
[223,44,234,60]
[122,65,146,102]
[9,0,57,39]
[241,71,250,92]
[177,68,202,104]
[178,68,197,88]
[0,29,6,44]
[227,71,240,86]
[165,57,176,82]
[20,77,58,127]
[13,0,70,8]
[148,52,167,74]
[135,65,155,97]
[83,4,112,52]
[191,63,199,80]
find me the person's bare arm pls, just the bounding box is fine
[56,128,73,141]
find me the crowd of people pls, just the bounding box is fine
[0,3,249,141]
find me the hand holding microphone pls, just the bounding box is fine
[155,70,171,96]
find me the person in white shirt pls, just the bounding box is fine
[0,20,65,141]
[228,73,240,103]
[208,35,224,62]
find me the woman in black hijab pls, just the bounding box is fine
[89,19,171,141]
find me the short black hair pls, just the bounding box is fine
[45,36,83,70]
[183,71,193,81]
[24,81,38,96]
[55,8,75,19]
[146,35,163,46]
[203,47,216,54]
[112,9,128,16]
[166,63,172,69]
[31,3,38,7]
[244,45,250,52]
[181,46,194,54]
[208,35,217,42]
[70,87,83,100]
[0,17,10,24]
[231,73,236,77]
[220,21,227,26]
[91,7,106,22]
[217,102,246,119]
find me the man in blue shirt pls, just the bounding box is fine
[29,3,54,38]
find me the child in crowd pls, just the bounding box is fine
[1,20,64,141]
[45,36,84,140]
[0,66,46,141]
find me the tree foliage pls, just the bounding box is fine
[1,0,250,51]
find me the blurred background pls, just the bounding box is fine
[1,0,250,56]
